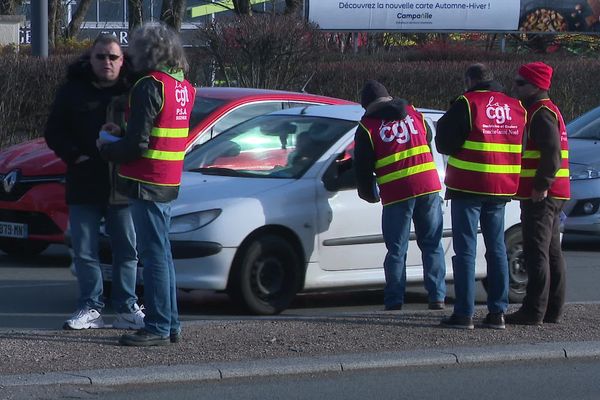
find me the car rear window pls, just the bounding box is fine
[189,96,228,129]
[568,106,600,140]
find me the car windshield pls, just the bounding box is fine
[184,114,356,179]
[189,96,227,129]
[567,105,600,140]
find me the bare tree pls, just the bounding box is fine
[0,0,23,15]
[160,0,187,31]
[197,14,323,89]
[48,0,61,48]
[65,0,93,39]
[232,0,252,15]
[128,0,143,31]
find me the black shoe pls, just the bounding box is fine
[428,301,445,310]
[170,331,181,343]
[505,310,542,326]
[384,304,403,311]
[543,316,561,324]
[440,314,474,330]
[119,329,170,346]
[482,312,505,330]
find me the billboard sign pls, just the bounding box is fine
[307,0,600,33]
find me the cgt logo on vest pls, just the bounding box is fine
[175,82,190,121]
[379,115,419,144]
[485,96,512,124]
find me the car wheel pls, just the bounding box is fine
[506,227,526,303]
[0,239,49,257]
[481,227,527,303]
[229,235,302,315]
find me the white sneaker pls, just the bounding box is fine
[64,308,105,330]
[113,304,145,330]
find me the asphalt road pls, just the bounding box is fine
[95,358,600,400]
[6,358,600,400]
[0,234,599,329]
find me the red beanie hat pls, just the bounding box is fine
[518,62,553,91]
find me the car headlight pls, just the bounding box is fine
[570,164,600,181]
[170,209,222,233]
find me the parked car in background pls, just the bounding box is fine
[0,88,354,256]
[100,104,525,315]
[563,105,600,235]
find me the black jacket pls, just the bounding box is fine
[44,55,132,205]
[435,80,511,202]
[354,98,433,203]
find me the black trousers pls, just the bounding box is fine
[520,198,566,321]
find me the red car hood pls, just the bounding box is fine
[0,138,66,176]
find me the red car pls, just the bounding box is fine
[0,88,354,256]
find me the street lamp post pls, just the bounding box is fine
[31,0,48,57]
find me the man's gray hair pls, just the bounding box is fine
[465,63,494,82]
[128,22,189,73]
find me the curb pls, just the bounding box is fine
[2,341,600,388]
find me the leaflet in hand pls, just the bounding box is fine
[99,130,121,143]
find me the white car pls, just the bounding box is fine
[563,105,600,235]
[112,104,523,315]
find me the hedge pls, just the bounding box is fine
[1,49,598,149]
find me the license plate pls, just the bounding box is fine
[0,221,28,238]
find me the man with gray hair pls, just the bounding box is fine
[98,23,196,346]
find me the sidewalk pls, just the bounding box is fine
[1,303,599,387]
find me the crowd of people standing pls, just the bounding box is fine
[44,19,568,345]
[356,61,569,330]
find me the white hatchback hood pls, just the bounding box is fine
[172,171,294,212]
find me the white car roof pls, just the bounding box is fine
[269,104,445,121]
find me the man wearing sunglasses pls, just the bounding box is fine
[507,62,570,326]
[45,34,144,331]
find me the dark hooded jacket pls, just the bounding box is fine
[434,80,512,202]
[44,54,133,204]
[354,98,433,203]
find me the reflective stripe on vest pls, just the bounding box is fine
[515,100,570,200]
[119,71,195,187]
[444,91,526,196]
[361,105,441,205]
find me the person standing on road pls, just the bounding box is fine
[44,34,144,331]
[98,23,195,346]
[506,62,570,326]
[354,80,446,312]
[436,63,526,330]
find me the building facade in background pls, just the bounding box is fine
[17,0,290,46]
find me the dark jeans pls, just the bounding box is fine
[520,198,566,321]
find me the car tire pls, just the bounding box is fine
[481,227,527,303]
[0,239,49,257]
[505,226,527,303]
[229,234,302,315]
